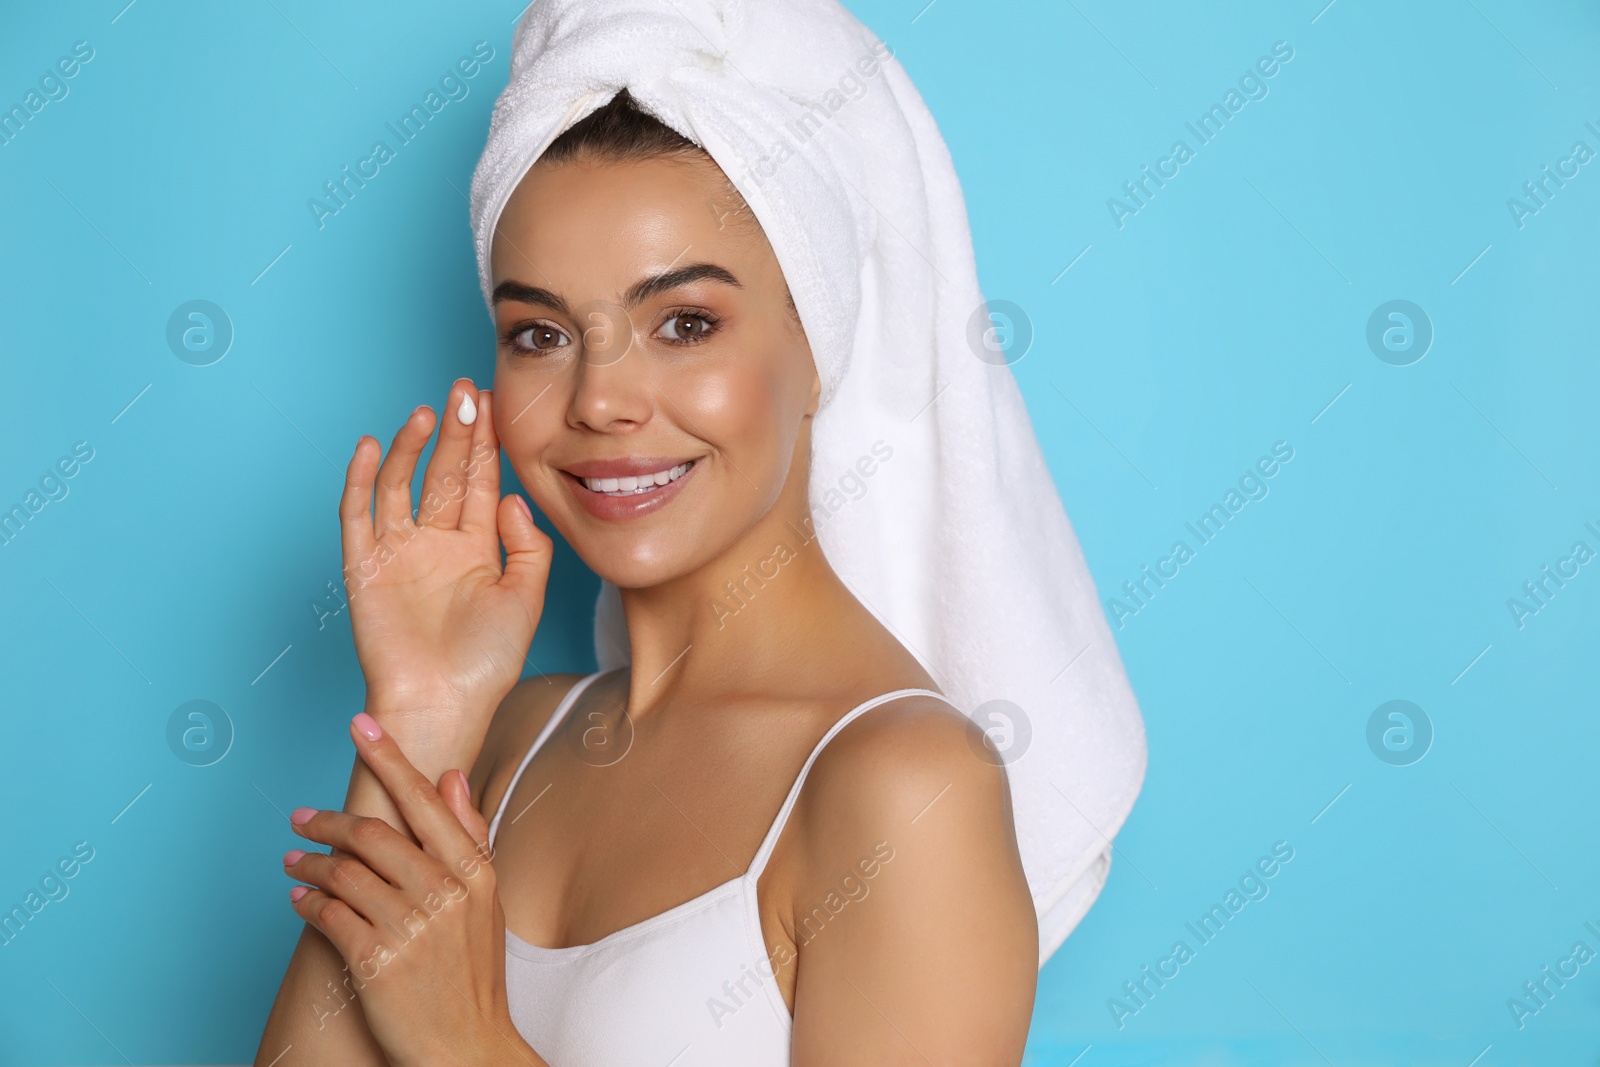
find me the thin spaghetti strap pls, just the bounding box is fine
[487,671,605,847]
[744,687,951,881]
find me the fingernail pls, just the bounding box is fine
[289,885,310,902]
[283,849,306,866]
[514,494,533,522]
[352,712,383,740]
[458,391,478,425]
[456,768,471,795]
[290,807,317,826]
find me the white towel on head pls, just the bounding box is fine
[469,0,1147,966]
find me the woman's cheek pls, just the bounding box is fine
[678,362,785,460]
[495,403,565,511]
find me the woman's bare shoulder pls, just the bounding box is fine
[782,689,1037,1030]
[469,671,590,815]
[784,687,1026,903]
[801,691,1011,829]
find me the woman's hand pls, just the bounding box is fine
[341,379,552,749]
[283,714,545,1067]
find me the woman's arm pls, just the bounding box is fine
[253,673,581,1065]
[252,757,400,1065]
[255,382,553,1064]
[786,696,1039,1066]
[266,715,550,1067]
[252,703,499,1065]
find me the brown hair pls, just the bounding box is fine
[539,89,797,323]
[542,88,704,167]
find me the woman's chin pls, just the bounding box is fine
[575,542,717,592]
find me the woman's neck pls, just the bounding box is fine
[613,485,871,718]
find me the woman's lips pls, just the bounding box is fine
[562,459,698,521]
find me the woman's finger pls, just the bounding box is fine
[496,493,553,629]
[339,435,380,566]
[438,768,491,846]
[372,405,436,535]
[457,390,502,537]
[417,378,480,530]
[285,848,406,925]
[289,885,378,966]
[347,714,484,869]
[288,806,430,888]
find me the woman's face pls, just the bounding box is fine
[490,152,819,589]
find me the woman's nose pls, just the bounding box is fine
[567,303,651,430]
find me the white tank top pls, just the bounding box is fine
[486,671,948,1065]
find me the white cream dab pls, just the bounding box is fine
[457,392,478,425]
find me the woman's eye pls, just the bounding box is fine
[656,312,716,344]
[511,324,570,352]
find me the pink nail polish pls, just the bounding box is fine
[514,494,533,522]
[289,885,310,902]
[283,849,307,866]
[352,712,383,741]
[290,807,317,825]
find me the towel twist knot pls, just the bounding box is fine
[510,0,743,103]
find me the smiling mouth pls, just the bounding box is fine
[574,460,696,497]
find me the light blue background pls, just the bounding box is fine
[1,1,1596,1064]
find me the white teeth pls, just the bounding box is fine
[580,462,692,496]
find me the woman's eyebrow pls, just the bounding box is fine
[490,281,565,316]
[621,262,742,308]
[491,262,742,314]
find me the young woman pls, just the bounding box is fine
[256,1,1146,1062]
[254,89,1038,1066]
